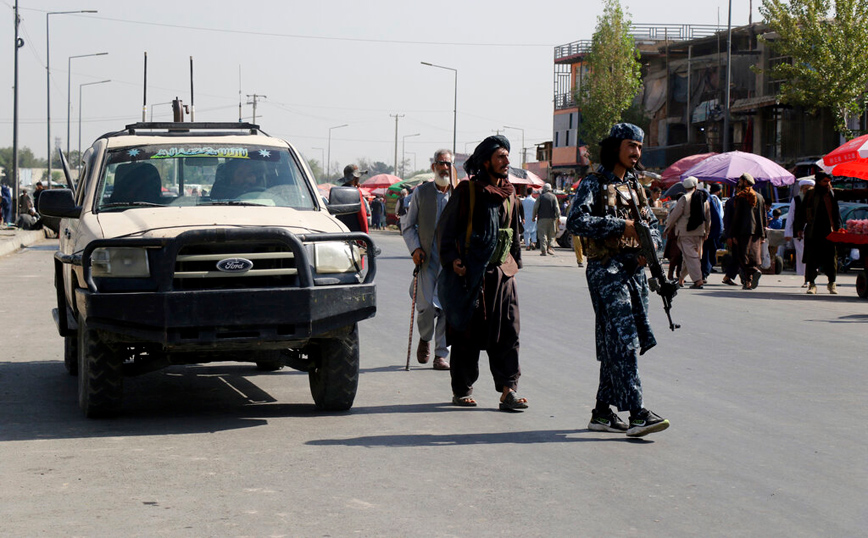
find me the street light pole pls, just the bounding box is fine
[67,51,107,159]
[79,79,110,170]
[503,125,526,167]
[421,62,457,157]
[327,124,348,179]
[402,133,420,177]
[47,9,97,185]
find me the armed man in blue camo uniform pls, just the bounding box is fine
[566,123,670,437]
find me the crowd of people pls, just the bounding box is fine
[365,121,866,436]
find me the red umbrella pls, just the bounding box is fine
[830,158,868,181]
[360,173,402,190]
[660,153,718,187]
[822,133,868,167]
[507,167,545,187]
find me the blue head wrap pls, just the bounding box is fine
[608,123,644,143]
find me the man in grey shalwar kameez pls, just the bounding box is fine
[567,123,670,437]
[401,149,455,370]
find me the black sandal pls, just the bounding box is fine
[498,391,528,411]
[452,395,477,407]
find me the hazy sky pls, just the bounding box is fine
[1,0,762,175]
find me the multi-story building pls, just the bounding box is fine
[552,22,853,181]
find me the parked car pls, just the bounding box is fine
[41,121,376,417]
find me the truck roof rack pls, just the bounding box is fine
[121,122,263,135]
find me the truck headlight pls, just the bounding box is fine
[91,247,151,278]
[312,242,361,274]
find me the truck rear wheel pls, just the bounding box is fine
[78,316,124,418]
[308,324,359,411]
[857,272,867,299]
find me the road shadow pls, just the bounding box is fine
[0,360,320,442]
[700,288,868,303]
[306,428,654,447]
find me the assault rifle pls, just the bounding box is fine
[624,180,680,331]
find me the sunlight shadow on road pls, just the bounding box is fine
[305,429,652,447]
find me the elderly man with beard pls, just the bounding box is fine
[793,171,868,295]
[784,177,815,286]
[566,123,669,437]
[400,149,456,370]
[437,135,527,411]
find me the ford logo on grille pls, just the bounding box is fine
[216,258,254,273]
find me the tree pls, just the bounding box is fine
[0,146,46,172]
[576,0,643,160]
[305,158,325,183]
[759,0,868,138]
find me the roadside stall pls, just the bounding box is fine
[827,222,868,298]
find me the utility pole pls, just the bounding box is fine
[723,0,732,152]
[12,0,22,220]
[247,94,266,124]
[390,113,404,176]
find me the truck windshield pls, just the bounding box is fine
[97,144,317,210]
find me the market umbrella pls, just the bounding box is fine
[663,182,687,200]
[387,173,435,195]
[360,173,402,190]
[827,158,868,181]
[507,166,545,187]
[660,152,717,187]
[821,133,868,167]
[680,150,795,186]
[316,182,336,196]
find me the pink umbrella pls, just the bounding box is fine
[360,174,402,190]
[660,153,718,187]
[508,167,545,187]
[680,151,795,186]
[822,133,868,167]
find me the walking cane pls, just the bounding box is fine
[405,265,420,371]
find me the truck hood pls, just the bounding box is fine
[93,206,347,239]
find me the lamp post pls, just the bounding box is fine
[47,9,97,184]
[503,125,526,167]
[402,133,420,178]
[78,79,110,170]
[311,147,325,181]
[421,62,457,157]
[67,52,107,158]
[327,124,348,179]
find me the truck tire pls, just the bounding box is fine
[64,334,78,376]
[774,255,784,275]
[78,316,124,418]
[556,230,572,249]
[857,272,867,299]
[308,324,359,411]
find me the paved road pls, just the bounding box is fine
[1,233,866,537]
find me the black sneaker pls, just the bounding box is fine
[626,409,670,437]
[588,408,628,433]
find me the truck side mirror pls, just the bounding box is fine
[327,186,363,215]
[38,189,81,219]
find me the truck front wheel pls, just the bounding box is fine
[307,324,359,411]
[78,316,124,418]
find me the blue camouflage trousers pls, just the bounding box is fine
[586,255,657,412]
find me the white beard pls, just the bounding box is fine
[434,174,450,187]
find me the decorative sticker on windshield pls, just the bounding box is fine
[107,145,281,164]
[151,147,249,159]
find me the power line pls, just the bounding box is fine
[54,14,556,48]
